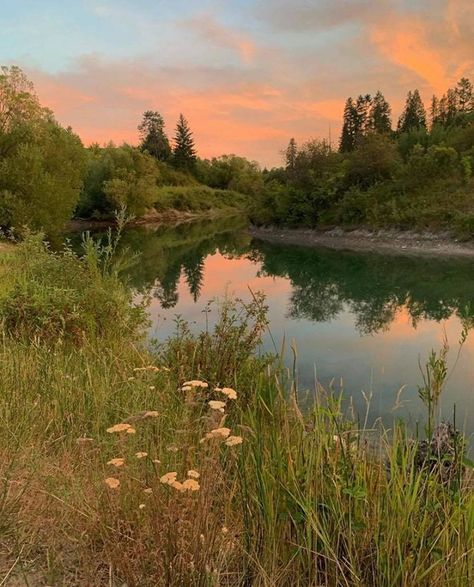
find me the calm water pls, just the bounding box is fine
[89,216,474,436]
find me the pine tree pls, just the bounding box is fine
[173,114,196,169]
[339,97,358,152]
[138,110,171,161]
[430,95,440,127]
[355,94,372,137]
[397,90,427,133]
[445,88,459,125]
[368,91,392,134]
[456,77,473,113]
[285,138,298,170]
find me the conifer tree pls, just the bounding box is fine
[138,110,171,161]
[456,77,473,112]
[173,114,196,169]
[397,90,427,133]
[339,97,358,152]
[430,95,440,127]
[285,138,298,170]
[368,91,392,134]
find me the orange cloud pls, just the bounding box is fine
[370,19,451,94]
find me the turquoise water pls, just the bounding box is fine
[94,216,474,436]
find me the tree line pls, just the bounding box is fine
[254,77,474,236]
[0,66,261,235]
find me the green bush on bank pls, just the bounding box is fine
[0,231,147,343]
[154,185,248,213]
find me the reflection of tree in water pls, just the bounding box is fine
[113,216,250,308]
[249,242,474,335]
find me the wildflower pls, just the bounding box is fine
[107,423,134,434]
[181,385,192,392]
[107,457,125,467]
[135,452,148,459]
[183,380,208,389]
[167,444,179,453]
[126,427,136,434]
[216,387,237,400]
[209,400,226,413]
[149,386,156,391]
[182,478,200,491]
[143,411,159,418]
[201,427,231,442]
[139,503,146,510]
[152,459,161,465]
[160,471,178,485]
[225,436,243,447]
[171,480,185,492]
[222,526,229,535]
[144,488,153,495]
[187,470,200,479]
[104,477,120,490]
[128,376,135,381]
[133,365,160,373]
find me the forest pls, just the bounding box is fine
[1,65,474,239]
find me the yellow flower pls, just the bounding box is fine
[139,503,146,510]
[128,376,135,381]
[107,457,125,467]
[183,380,209,388]
[135,452,148,459]
[225,436,243,446]
[181,385,192,392]
[152,459,161,465]
[187,469,200,479]
[107,423,134,434]
[126,427,136,434]
[134,365,160,373]
[201,427,231,442]
[160,471,178,485]
[216,387,237,400]
[149,386,156,391]
[208,400,226,413]
[104,477,120,489]
[144,488,153,495]
[171,480,185,492]
[182,478,200,491]
[143,411,159,418]
[221,526,229,535]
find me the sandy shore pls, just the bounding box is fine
[250,226,474,258]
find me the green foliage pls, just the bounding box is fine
[172,114,196,170]
[195,154,263,196]
[154,185,248,213]
[0,119,86,235]
[0,230,147,343]
[138,110,172,161]
[79,144,160,218]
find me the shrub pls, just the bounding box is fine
[0,231,147,343]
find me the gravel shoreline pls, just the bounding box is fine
[250,226,474,258]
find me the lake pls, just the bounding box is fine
[87,215,474,437]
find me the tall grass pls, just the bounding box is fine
[0,236,473,585]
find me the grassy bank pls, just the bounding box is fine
[0,236,473,586]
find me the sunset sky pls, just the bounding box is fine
[2,0,473,166]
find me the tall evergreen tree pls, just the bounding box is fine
[456,77,473,113]
[138,110,171,161]
[285,138,298,170]
[368,91,392,134]
[397,90,427,133]
[339,97,358,152]
[430,95,440,127]
[173,114,196,169]
[355,94,372,136]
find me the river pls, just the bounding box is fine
[81,215,474,438]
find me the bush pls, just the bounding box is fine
[0,231,147,343]
[154,185,248,213]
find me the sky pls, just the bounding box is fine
[2,0,473,167]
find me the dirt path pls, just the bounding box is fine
[250,226,474,258]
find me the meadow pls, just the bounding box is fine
[0,233,473,586]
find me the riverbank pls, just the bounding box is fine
[68,206,244,232]
[251,225,474,257]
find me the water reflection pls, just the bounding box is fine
[114,218,474,336]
